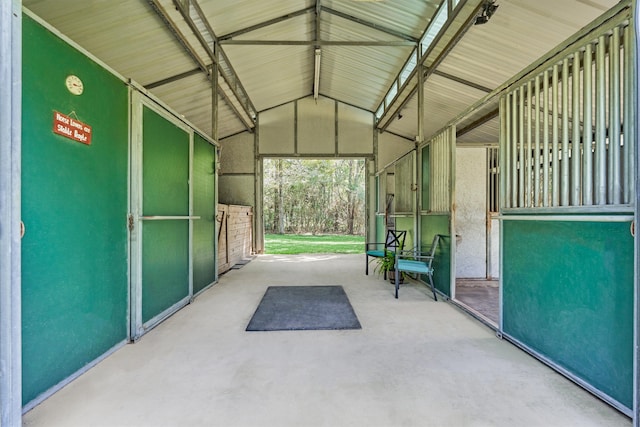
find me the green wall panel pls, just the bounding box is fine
[142,221,190,323]
[142,106,189,216]
[193,134,216,294]
[420,214,451,296]
[503,219,633,409]
[21,15,128,404]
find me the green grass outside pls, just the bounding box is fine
[264,234,365,254]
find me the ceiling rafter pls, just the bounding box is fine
[216,4,417,44]
[173,0,257,129]
[319,6,419,42]
[148,0,254,132]
[218,7,315,41]
[144,67,202,89]
[432,69,493,93]
[377,0,485,132]
[219,40,417,46]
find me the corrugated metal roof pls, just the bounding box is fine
[386,0,620,144]
[23,1,195,85]
[437,0,617,92]
[387,73,488,139]
[23,0,623,144]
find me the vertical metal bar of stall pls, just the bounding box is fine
[583,42,594,206]
[512,90,519,207]
[561,57,570,206]
[543,69,550,207]
[504,93,512,208]
[526,80,533,207]
[500,96,508,210]
[572,51,582,206]
[552,63,560,206]
[596,34,607,205]
[519,85,525,207]
[610,26,622,204]
[534,75,541,207]
[624,24,635,204]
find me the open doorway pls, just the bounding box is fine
[453,146,499,326]
[262,158,366,254]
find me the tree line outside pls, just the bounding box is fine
[263,158,366,236]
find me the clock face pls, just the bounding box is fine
[65,75,83,95]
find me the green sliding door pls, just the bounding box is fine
[140,105,191,324]
[192,133,217,295]
[131,93,218,338]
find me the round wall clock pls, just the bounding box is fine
[65,75,84,95]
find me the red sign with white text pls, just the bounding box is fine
[53,111,92,145]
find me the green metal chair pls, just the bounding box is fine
[393,234,440,300]
[365,229,406,279]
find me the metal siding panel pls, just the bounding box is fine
[297,97,335,154]
[259,103,295,154]
[338,103,374,154]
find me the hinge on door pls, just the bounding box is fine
[128,214,134,232]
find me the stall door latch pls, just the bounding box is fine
[128,214,134,232]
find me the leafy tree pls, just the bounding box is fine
[263,159,365,235]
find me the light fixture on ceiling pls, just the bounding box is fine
[474,1,498,25]
[314,48,322,101]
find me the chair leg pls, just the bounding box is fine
[428,274,437,301]
[394,270,399,299]
[365,255,369,275]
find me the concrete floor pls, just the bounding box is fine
[23,254,630,427]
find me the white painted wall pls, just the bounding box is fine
[455,147,487,278]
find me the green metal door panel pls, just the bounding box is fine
[21,15,128,404]
[193,134,216,294]
[502,219,633,409]
[421,214,451,296]
[142,221,190,323]
[142,106,189,216]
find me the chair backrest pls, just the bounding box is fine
[426,234,440,267]
[385,229,406,252]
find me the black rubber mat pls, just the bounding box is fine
[246,286,361,331]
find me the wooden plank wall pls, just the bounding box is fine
[217,204,253,274]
